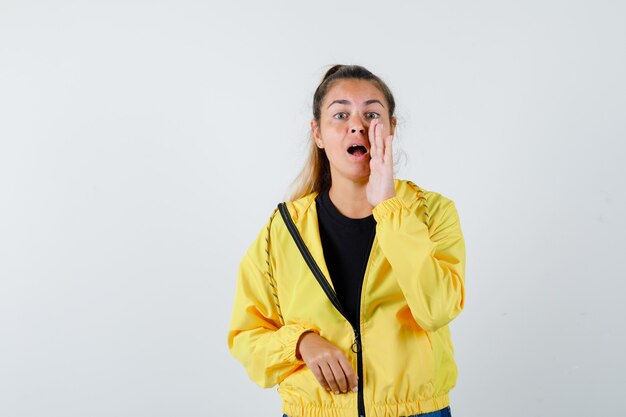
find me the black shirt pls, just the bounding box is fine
[315,187,376,329]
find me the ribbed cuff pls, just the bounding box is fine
[372,196,406,222]
[283,325,319,364]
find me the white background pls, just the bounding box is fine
[1,1,625,416]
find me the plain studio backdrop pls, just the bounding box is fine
[1,1,625,416]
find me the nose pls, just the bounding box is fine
[350,118,367,135]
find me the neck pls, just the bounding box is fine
[327,176,374,219]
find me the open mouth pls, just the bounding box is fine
[347,144,368,157]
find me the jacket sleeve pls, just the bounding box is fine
[227,214,319,388]
[372,195,466,332]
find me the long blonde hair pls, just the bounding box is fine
[286,64,397,202]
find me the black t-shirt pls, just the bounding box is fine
[315,187,376,329]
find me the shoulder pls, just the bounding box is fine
[272,191,318,227]
[393,178,456,219]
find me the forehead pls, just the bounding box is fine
[323,79,386,106]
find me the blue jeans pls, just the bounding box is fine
[409,406,452,417]
[283,405,451,417]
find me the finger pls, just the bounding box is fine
[369,119,379,159]
[337,355,358,392]
[376,122,384,162]
[372,122,379,160]
[310,363,331,392]
[328,359,349,393]
[320,362,341,394]
[384,135,393,165]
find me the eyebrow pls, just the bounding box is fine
[327,99,385,109]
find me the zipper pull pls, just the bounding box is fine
[351,329,361,353]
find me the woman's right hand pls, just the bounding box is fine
[296,331,358,394]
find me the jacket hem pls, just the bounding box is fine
[282,392,450,417]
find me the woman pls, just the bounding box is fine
[227,64,466,417]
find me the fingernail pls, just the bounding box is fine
[352,387,358,392]
[334,390,339,394]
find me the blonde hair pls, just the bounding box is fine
[286,64,397,202]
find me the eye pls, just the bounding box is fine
[333,112,348,120]
[366,112,380,119]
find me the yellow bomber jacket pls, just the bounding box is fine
[227,179,466,417]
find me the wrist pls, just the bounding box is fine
[295,330,315,360]
[374,192,396,208]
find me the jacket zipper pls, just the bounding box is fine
[355,226,376,417]
[278,203,375,417]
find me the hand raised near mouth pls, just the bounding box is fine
[366,119,396,207]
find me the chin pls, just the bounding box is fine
[329,163,370,184]
[342,170,370,184]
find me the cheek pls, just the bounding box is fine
[322,122,346,138]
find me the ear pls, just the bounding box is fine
[391,116,397,136]
[311,119,322,147]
